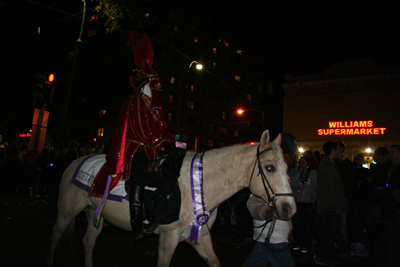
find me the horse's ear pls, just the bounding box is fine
[260,130,270,146]
[273,133,282,146]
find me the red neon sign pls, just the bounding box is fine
[19,133,32,137]
[318,120,386,136]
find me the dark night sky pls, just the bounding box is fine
[215,1,400,74]
[1,1,400,140]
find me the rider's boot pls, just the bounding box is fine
[129,148,148,240]
[129,179,144,240]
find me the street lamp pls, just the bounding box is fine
[237,108,265,132]
[178,61,202,141]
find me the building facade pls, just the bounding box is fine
[282,59,400,160]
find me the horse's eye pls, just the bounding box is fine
[265,165,275,172]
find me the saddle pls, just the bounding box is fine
[129,149,186,225]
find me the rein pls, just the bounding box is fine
[249,145,294,207]
[249,145,294,240]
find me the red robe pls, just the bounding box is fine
[90,85,174,197]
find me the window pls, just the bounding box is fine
[234,130,239,137]
[221,111,227,120]
[99,110,106,118]
[170,76,176,84]
[187,100,195,110]
[97,128,104,137]
[207,122,215,132]
[212,47,217,54]
[167,112,175,122]
[190,83,196,92]
[213,62,217,68]
[88,29,97,37]
[38,27,41,35]
[236,49,242,55]
[219,126,227,134]
[144,13,149,18]
[219,141,227,147]
[207,139,214,147]
[235,75,241,82]
[224,40,229,47]
[67,51,74,58]
[194,36,198,43]
[174,25,178,31]
[169,94,174,103]
[247,94,252,101]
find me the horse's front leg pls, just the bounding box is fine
[157,230,181,267]
[191,231,221,267]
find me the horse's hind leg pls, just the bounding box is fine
[82,206,104,267]
[46,208,80,266]
[190,231,221,267]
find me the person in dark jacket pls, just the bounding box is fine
[334,141,356,257]
[314,141,345,266]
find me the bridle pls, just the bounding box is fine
[249,145,294,208]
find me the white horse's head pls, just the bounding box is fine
[249,130,296,220]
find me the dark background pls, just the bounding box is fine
[1,1,399,144]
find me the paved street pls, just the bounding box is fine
[1,193,374,267]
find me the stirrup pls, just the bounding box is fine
[144,221,158,235]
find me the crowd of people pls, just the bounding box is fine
[1,134,399,266]
[243,135,400,267]
[0,137,109,210]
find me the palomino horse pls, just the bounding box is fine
[46,130,296,267]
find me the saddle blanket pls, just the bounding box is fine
[71,154,128,202]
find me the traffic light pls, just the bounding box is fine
[43,72,56,106]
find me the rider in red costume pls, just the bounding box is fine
[91,31,174,239]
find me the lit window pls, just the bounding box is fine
[221,111,227,119]
[38,27,41,35]
[194,36,198,43]
[144,13,149,18]
[219,126,227,134]
[99,110,106,118]
[169,94,174,103]
[235,75,241,82]
[234,130,239,137]
[212,47,217,54]
[207,139,214,147]
[97,128,104,137]
[88,29,97,37]
[187,100,195,109]
[224,40,229,47]
[174,25,178,31]
[208,123,215,131]
[190,84,195,92]
[213,62,217,68]
[90,14,99,20]
[236,49,242,55]
[167,112,175,122]
[247,94,252,101]
[67,51,74,58]
[170,76,176,84]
